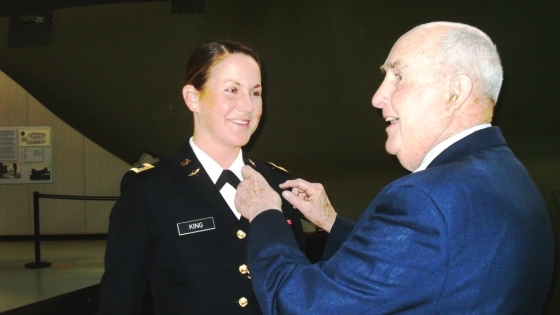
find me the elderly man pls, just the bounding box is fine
[235,22,554,314]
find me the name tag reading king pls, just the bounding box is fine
[177,217,215,235]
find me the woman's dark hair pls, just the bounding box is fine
[184,40,262,91]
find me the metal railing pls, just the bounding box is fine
[24,191,118,269]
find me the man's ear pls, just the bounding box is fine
[182,84,200,112]
[445,72,472,117]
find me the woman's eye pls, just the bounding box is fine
[226,88,238,93]
[251,91,261,97]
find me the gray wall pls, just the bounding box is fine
[0,1,558,167]
[1,0,558,212]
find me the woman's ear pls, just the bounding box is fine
[182,84,200,112]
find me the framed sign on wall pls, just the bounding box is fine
[0,126,53,184]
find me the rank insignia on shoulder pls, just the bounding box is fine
[266,162,289,173]
[130,163,154,173]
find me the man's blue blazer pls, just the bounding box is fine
[247,127,555,314]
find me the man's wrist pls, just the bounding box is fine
[250,208,282,222]
[323,212,337,233]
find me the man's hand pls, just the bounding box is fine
[235,165,282,222]
[280,179,337,232]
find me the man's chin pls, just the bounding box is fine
[384,142,399,156]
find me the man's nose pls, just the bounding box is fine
[371,78,391,109]
[372,88,385,109]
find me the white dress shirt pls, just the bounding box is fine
[189,137,244,219]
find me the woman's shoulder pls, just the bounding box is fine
[119,160,170,190]
[247,158,291,182]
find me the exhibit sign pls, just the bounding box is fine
[0,126,53,184]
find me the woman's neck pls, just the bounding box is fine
[191,136,241,169]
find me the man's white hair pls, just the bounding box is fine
[435,23,504,103]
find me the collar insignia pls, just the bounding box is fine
[188,168,200,177]
[181,159,191,166]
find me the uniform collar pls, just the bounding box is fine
[415,123,491,172]
[189,137,244,183]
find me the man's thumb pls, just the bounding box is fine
[282,190,303,208]
[240,165,256,179]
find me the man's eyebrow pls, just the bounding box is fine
[380,60,401,73]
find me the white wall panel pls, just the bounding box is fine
[0,71,27,125]
[28,95,86,234]
[0,185,30,235]
[0,71,128,235]
[84,137,130,233]
[0,72,30,235]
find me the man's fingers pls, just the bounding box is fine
[294,189,307,200]
[280,178,311,192]
[282,190,306,209]
[280,178,308,188]
[240,165,258,179]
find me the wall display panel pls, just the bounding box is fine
[0,126,53,184]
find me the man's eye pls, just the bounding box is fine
[227,88,238,93]
[395,74,403,81]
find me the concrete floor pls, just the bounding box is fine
[0,240,105,313]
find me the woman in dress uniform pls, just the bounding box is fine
[98,40,305,315]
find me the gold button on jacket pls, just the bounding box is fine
[238,297,248,307]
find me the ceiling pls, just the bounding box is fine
[0,0,559,168]
[0,0,164,18]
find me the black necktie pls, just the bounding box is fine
[215,170,240,190]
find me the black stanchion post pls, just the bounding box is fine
[24,191,52,269]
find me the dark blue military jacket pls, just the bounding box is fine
[98,141,305,315]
